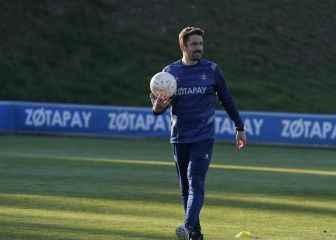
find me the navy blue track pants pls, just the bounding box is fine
[173,139,214,232]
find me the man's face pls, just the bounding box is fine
[183,34,203,61]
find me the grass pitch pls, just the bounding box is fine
[0,135,335,240]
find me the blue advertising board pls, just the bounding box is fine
[0,101,335,148]
[0,102,14,133]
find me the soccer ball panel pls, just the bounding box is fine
[150,72,177,97]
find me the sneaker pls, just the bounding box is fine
[175,224,187,240]
[188,231,204,240]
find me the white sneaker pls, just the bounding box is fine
[175,224,187,240]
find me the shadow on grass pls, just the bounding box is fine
[1,152,336,220]
[0,219,173,240]
[0,190,336,218]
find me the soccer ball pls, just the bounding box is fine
[150,71,177,97]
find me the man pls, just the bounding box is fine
[150,26,247,240]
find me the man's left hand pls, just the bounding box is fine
[235,130,247,150]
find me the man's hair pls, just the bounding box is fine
[178,26,205,50]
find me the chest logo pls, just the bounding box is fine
[176,86,207,96]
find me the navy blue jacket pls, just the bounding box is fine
[151,59,244,143]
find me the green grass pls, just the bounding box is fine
[1,1,336,113]
[0,135,335,240]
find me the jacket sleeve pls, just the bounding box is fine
[214,66,244,130]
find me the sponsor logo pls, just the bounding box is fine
[176,86,207,96]
[215,117,264,136]
[281,119,336,140]
[108,112,171,131]
[25,108,92,128]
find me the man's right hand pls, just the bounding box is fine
[152,94,172,113]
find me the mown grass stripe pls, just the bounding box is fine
[2,152,336,176]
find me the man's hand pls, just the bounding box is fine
[235,130,247,150]
[153,94,172,113]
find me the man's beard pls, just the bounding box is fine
[191,51,202,61]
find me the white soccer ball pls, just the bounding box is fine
[150,71,177,97]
